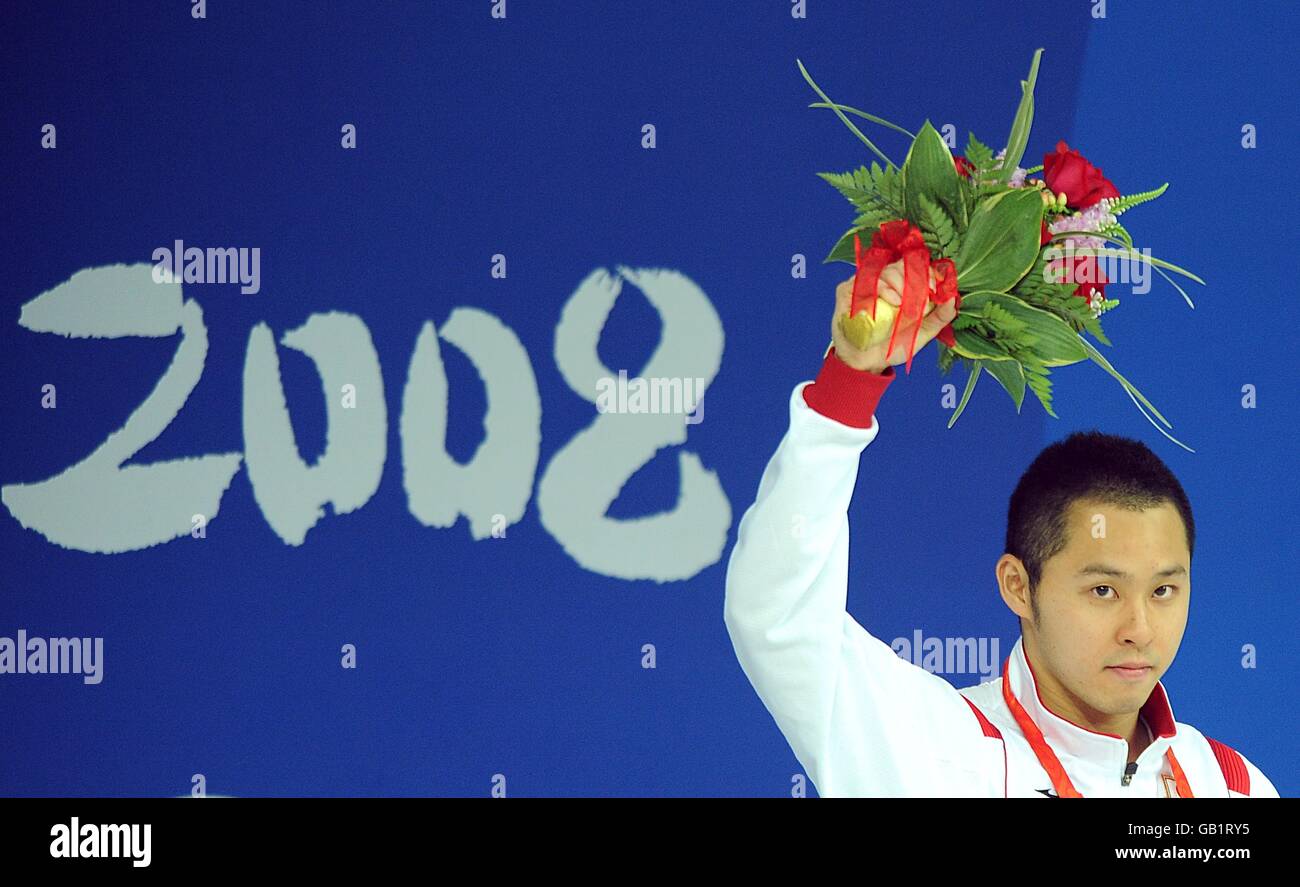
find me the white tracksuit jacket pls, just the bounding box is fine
[723,366,1280,798]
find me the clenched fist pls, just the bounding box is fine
[829,258,957,374]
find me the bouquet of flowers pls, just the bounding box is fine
[800,49,1202,450]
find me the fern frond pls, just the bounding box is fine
[1104,183,1168,217]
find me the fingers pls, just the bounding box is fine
[836,262,956,363]
[878,263,904,306]
[879,260,943,307]
[930,297,957,325]
[835,276,853,314]
[911,300,955,350]
[839,270,903,311]
[839,266,951,318]
[880,299,954,364]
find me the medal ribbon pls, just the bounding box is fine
[1000,656,1193,798]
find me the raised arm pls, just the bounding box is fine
[723,272,999,797]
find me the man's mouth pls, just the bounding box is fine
[1106,665,1153,681]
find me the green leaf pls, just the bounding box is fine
[1050,237,1204,309]
[1076,336,1171,429]
[824,227,862,264]
[1077,336,1194,452]
[805,101,915,139]
[952,328,1012,361]
[797,59,895,169]
[916,193,958,258]
[816,167,879,209]
[902,120,966,227]
[851,208,894,229]
[937,340,958,374]
[870,162,905,213]
[820,164,909,264]
[1024,365,1056,417]
[817,167,900,229]
[982,302,1028,336]
[947,362,983,428]
[994,48,1044,183]
[1048,236,1205,286]
[1033,284,1113,345]
[964,133,994,171]
[995,294,1088,366]
[961,291,1087,366]
[824,217,891,264]
[953,189,1044,292]
[1148,264,1198,310]
[982,357,1027,412]
[1105,183,1168,216]
[1097,221,1133,249]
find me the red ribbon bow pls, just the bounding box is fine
[851,220,960,373]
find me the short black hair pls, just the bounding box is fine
[1006,430,1195,618]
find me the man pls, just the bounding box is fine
[722,266,1279,797]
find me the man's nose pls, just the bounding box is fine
[1117,596,1156,647]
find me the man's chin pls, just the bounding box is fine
[1093,682,1155,716]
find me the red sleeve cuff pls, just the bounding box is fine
[801,347,895,428]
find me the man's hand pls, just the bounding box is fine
[829,259,958,374]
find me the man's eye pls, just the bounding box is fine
[1092,585,1115,598]
[1154,585,1175,598]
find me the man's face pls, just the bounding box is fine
[1025,497,1191,729]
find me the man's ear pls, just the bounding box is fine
[996,553,1033,622]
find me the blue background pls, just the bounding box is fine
[0,0,1294,796]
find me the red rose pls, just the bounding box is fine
[953,155,975,179]
[1042,140,1120,210]
[1040,219,1051,246]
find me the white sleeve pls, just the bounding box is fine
[723,381,998,797]
[1239,753,1280,798]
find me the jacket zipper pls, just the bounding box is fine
[1121,761,1138,786]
